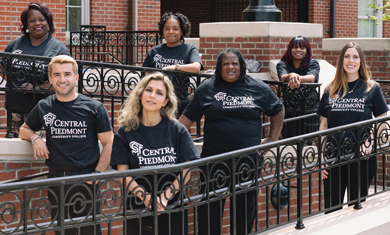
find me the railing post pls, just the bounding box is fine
[60,183,65,235]
[231,156,237,235]
[5,55,15,138]
[354,125,363,209]
[295,140,305,229]
[152,173,158,235]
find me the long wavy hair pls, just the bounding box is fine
[327,42,374,98]
[281,36,312,70]
[20,2,55,35]
[158,12,191,44]
[214,47,248,85]
[118,73,178,132]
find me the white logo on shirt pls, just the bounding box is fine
[42,113,88,138]
[152,54,184,68]
[130,141,143,157]
[129,141,177,168]
[12,49,23,54]
[43,113,56,126]
[214,92,227,101]
[214,92,255,109]
[329,97,366,112]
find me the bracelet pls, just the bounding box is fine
[175,64,180,70]
[31,136,41,145]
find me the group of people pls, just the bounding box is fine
[5,2,388,235]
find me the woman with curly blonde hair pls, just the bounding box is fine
[118,72,178,131]
[111,72,199,235]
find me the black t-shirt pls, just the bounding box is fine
[276,59,320,83]
[142,43,203,70]
[110,118,200,193]
[317,80,388,128]
[4,35,70,113]
[25,94,112,171]
[317,80,389,157]
[183,76,284,158]
[142,43,204,101]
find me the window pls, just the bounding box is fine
[66,0,90,32]
[358,0,382,37]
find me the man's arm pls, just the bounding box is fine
[19,122,50,160]
[95,130,114,172]
[262,109,285,144]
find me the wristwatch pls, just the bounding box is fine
[94,170,101,173]
[175,64,180,70]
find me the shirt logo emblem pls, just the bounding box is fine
[43,113,56,127]
[130,141,143,157]
[214,92,227,101]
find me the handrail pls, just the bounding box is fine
[0,115,389,234]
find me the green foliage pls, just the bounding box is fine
[368,2,390,25]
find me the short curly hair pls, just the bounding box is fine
[20,2,55,35]
[158,12,191,44]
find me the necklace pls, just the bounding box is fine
[348,79,359,94]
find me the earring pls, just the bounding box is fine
[160,106,167,116]
[26,29,29,33]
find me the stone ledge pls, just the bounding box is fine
[323,38,390,51]
[200,22,323,38]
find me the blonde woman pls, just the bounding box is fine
[317,42,388,213]
[110,72,199,235]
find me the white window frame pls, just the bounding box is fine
[358,0,383,38]
[66,0,90,45]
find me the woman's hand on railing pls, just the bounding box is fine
[321,163,329,179]
[361,137,373,160]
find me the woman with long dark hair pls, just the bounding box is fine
[317,42,388,213]
[277,36,320,138]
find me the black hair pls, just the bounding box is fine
[214,47,248,85]
[158,12,191,43]
[20,2,55,35]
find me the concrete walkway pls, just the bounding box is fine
[266,188,390,235]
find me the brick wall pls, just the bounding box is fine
[383,0,390,38]
[137,0,160,31]
[90,0,129,31]
[199,36,323,72]
[323,50,390,81]
[310,0,331,38]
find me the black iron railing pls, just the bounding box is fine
[0,115,389,234]
[0,52,213,138]
[69,25,159,65]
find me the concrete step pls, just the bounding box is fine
[265,189,390,235]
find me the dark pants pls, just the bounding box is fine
[197,190,257,235]
[197,156,259,234]
[126,209,188,235]
[282,111,318,139]
[324,157,376,213]
[48,169,102,235]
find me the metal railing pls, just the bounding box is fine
[69,25,159,65]
[0,115,389,234]
[0,52,324,139]
[0,52,213,138]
